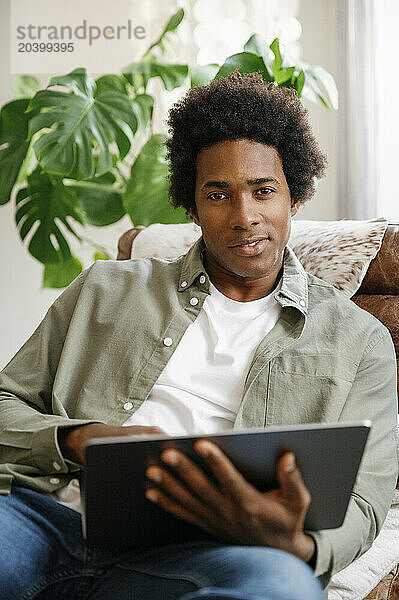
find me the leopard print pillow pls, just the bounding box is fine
[289,218,388,296]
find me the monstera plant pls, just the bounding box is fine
[0,9,338,288]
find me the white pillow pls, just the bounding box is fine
[131,218,388,297]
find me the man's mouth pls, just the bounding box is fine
[235,240,262,248]
[228,238,269,255]
[229,236,269,247]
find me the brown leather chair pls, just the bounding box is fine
[117,222,399,599]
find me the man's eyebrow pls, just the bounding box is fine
[247,177,281,186]
[202,181,230,189]
[202,177,280,189]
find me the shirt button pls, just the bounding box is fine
[53,461,61,471]
[163,337,173,347]
[50,478,60,485]
[299,300,306,307]
[189,297,199,306]
[123,401,133,411]
[180,281,187,288]
[199,275,206,284]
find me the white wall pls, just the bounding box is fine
[0,0,339,369]
[296,0,338,222]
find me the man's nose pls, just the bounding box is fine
[229,195,260,229]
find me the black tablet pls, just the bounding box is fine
[82,420,371,550]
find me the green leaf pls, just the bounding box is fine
[42,253,82,289]
[307,65,338,110]
[27,68,138,179]
[132,94,154,139]
[123,62,188,92]
[123,133,189,226]
[11,75,40,99]
[303,71,332,108]
[275,66,295,85]
[295,70,305,96]
[95,74,128,96]
[244,34,267,58]
[163,8,184,34]
[144,8,185,56]
[47,69,95,96]
[270,38,283,75]
[15,167,84,264]
[93,251,110,261]
[216,52,271,83]
[300,81,319,103]
[67,172,125,227]
[190,64,219,87]
[0,98,31,205]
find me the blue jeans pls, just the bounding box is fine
[0,487,324,600]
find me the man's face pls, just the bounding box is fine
[191,139,299,283]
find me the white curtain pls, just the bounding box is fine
[375,0,399,222]
[337,0,379,219]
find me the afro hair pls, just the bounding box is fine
[166,71,328,216]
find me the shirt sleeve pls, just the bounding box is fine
[304,327,398,589]
[0,266,104,483]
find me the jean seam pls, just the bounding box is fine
[74,544,106,600]
[20,569,84,600]
[115,564,208,589]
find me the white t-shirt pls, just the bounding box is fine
[54,278,282,513]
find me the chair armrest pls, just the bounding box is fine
[117,226,145,260]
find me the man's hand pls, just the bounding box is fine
[145,440,315,564]
[58,423,165,465]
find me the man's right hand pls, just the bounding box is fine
[58,423,165,465]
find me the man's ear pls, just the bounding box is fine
[290,200,300,217]
[189,207,200,225]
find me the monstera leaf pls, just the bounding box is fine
[123,134,189,226]
[123,9,188,92]
[123,62,188,92]
[11,75,40,99]
[27,68,138,180]
[68,172,125,227]
[43,254,82,289]
[131,94,154,139]
[15,167,84,265]
[95,74,128,96]
[0,98,31,205]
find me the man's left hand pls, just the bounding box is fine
[145,440,315,563]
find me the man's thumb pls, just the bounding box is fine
[278,452,311,509]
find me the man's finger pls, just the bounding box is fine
[160,449,222,508]
[277,452,311,510]
[145,486,214,535]
[146,465,213,520]
[194,440,256,500]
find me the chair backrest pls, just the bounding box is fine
[117,223,399,404]
[351,224,399,403]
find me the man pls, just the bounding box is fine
[0,72,397,600]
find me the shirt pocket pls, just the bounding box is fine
[266,354,355,426]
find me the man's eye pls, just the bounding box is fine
[256,187,273,195]
[208,192,226,201]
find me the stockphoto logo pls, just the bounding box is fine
[16,19,146,51]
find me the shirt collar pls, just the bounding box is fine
[178,236,209,291]
[179,236,308,315]
[276,245,308,315]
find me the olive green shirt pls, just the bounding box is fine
[0,236,397,592]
